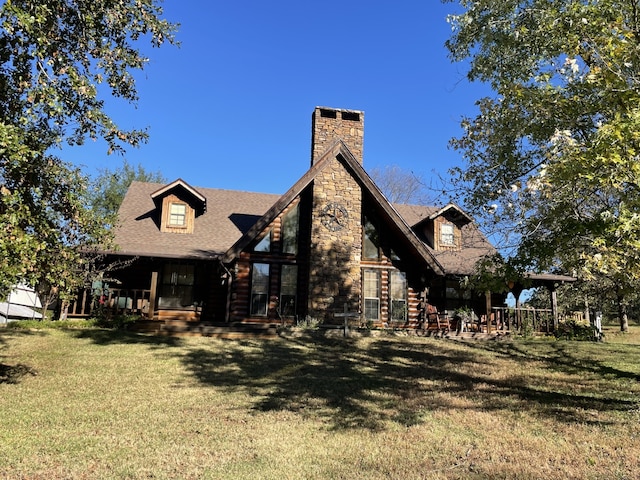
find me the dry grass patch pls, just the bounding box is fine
[1,326,639,479]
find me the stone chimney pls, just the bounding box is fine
[311,106,364,165]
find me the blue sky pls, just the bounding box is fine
[63,1,489,198]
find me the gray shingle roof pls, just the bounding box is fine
[114,181,280,259]
[393,203,496,276]
[113,176,495,275]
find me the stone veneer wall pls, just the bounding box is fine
[307,156,363,323]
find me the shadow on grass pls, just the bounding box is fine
[72,328,183,348]
[462,339,640,382]
[0,328,42,384]
[178,334,639,430]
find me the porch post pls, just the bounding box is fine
[148,271,158,320]
[485,290,492,333]
[511,285,523,332]
[550,286,559,332]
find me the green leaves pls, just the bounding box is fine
[445,0,640,328]
[0,1,176,299]
[89,159,166,223]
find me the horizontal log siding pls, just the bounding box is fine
[380,269,389,323]
[407,288,421,328]
[230,258,251,321]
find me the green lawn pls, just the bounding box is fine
[1,325,639,479]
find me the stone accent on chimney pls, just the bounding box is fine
[307,155,363,323]
[311,106,364,165]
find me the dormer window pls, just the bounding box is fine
[441,223,455,246]
[169,203,187,227]
[152,179,206,235]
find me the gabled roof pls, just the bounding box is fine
[393,203,497,276]
[111,149,496,275]
[427,203,473,224]
[113,181,279,259]
[222,140,446,275]
[151,178,207,215]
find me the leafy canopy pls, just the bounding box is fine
[0,0,176,299]
[89,159,166,223]
[445,0,640,289]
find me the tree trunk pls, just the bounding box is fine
[616,292,629,333]
[583,296,590,324]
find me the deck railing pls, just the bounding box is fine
[452,307,586,334]
[66,287,151,318]
[481,307,586,334]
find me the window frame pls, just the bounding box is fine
[389,270,408,323]
[158,263,196,309]
[254,230,272,253]
[440,223,455,246]
[250,263,270,316]
[279,264,298,318]
[363,269,380,321]
[282,203,299,255]
[168,202,187,227]
[363,215,381,260]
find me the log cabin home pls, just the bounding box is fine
[72,106,516,333]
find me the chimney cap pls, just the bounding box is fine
[311,106,365,165]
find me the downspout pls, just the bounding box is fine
[219,259,233,324]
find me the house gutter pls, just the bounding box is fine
[218,259,234,324]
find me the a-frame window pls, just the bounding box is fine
[363,215,381,259]
[282,204,299,255]
[254,230,272,252]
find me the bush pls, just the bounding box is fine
[94,313,140,330]
[6,319,99,330]
[555,319,598,341]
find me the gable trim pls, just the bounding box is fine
[427,203,473,224]
[222,140,445,275]
[151,178,207,214]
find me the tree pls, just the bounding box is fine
[444,0,640,331]
[0,1,176,300]
[370,164,444,205]
[90,159,166,223]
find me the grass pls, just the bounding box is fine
[1,325,639,479]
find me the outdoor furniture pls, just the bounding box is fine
[424,305,450,332]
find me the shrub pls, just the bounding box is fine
[6,319,99,330]
[94,313,140,330]
[555,319,598,341]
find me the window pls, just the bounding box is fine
[363,269,380,321]
[254,230,272,252]
[158,263,195,308]
[280,265,298,318]
[250,263,270,316]
[441,223,455,246]
[169,203,187,227]
[282,204,299,255]
[363,216,380,259]
[390,271,407,322]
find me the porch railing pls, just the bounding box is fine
[478,307,586,334]
[66,287,151,318]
